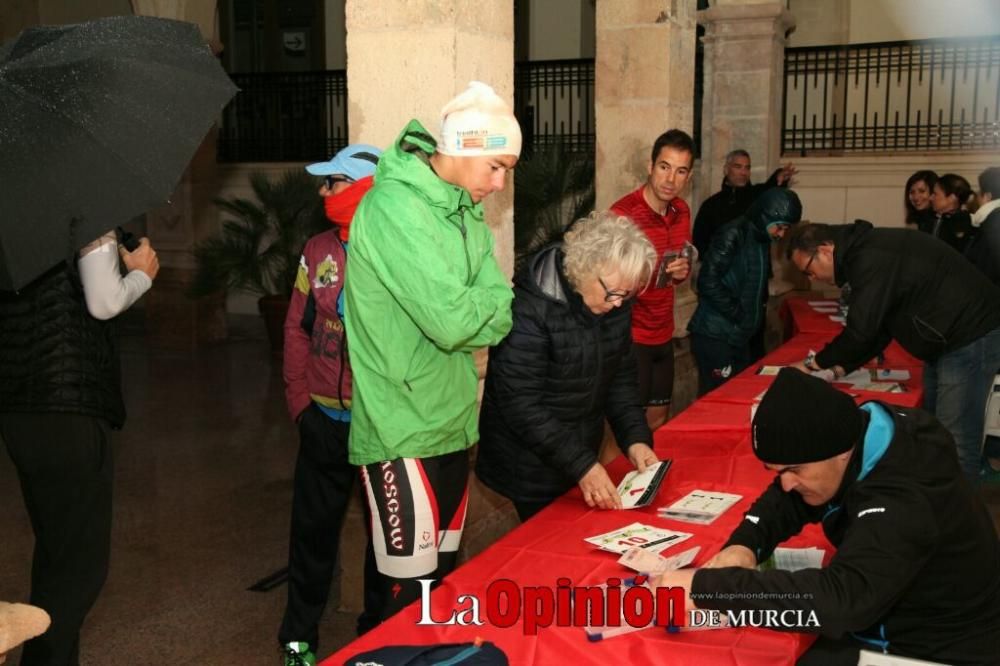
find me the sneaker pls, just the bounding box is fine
[282,642,316,666]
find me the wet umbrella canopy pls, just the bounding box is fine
[0,14,237,291]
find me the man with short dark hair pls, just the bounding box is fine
[655,368,1000,666]
[692,150,796,257]
[785,220,1000,482]
[610,129,695,432]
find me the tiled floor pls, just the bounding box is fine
[1,315,998,665]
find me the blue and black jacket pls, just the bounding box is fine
[692,403,1000,665]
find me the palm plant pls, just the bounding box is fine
[190,169,328,298]
[513,141,595,271]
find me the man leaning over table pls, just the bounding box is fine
[655,368,1000,666]
[784,221,1000,483]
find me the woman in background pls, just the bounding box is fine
[904,170,937,233]
[931,173,977,253]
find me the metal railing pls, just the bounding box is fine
[783,35,1000,156]
[218,60,598,162]
[514,58,595,154]
[218,70,348,163]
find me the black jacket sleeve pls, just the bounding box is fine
[696,223,744,322]
[484,298,601,482]
[815,247,901,372]
[692,489,938,640]
[722,478,822,563]
[692,197,719,258]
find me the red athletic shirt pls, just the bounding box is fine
[610,187,691,345]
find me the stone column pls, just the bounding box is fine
[337,0,518,612]
[594,1,697,211]
[697,2,794,199]
[130,0,227,349]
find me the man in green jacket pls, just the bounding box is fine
[344,81,520,626]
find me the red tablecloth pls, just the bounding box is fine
[322,296,919,666]
[325,449,825,666]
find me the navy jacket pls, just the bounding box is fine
[688,189,802,347]
[694,403,1000,665]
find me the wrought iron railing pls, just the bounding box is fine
[218,70,348,163]
[514,58,595,155]
[218,60,599,162]
[783,35,1000,156]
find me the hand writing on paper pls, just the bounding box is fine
[627,443,659,473]
[702,545,757,569]
[579,463,622,510]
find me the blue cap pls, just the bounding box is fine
[305,143,382,180]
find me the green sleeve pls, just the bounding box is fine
[353,188,513,352]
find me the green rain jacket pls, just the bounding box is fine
[344,120,514,465]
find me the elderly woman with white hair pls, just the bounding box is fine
[477,212,660,521]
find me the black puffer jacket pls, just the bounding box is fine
[815,220,1000,371]
[688,188,802,347]
[0,263,125,427]
[476,246,651,504]
[694,403,1000,665]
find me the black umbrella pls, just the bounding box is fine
[0,14,238,291]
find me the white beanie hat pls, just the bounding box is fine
[438,81,522,158]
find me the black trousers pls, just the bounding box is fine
[279,404,377,651]
[691,334,752,397]
[1,412,113,666]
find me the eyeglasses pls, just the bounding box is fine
[324,175,354,189]
[598,276,632,303]
[800,250,818,277]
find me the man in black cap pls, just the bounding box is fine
[654,368,1000,665]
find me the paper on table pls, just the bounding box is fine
[840,368,911,384]
[618,545,701,575]
[617,460,672,509]
[584,522,693,555]
[759,547,825,572]
[658,490,742,525]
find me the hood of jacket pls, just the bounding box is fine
[374,119,481,227]
[832,219,875,287]
[743,188,803,240]
[516,245,599,321]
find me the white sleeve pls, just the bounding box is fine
[78,234,153,320]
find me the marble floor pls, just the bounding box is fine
[1,314,998,665]
[0,315,358,665]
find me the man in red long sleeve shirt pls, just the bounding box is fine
[610,129,695,431]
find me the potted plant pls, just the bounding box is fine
[190,169,329,353]
[513,140,595,270]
